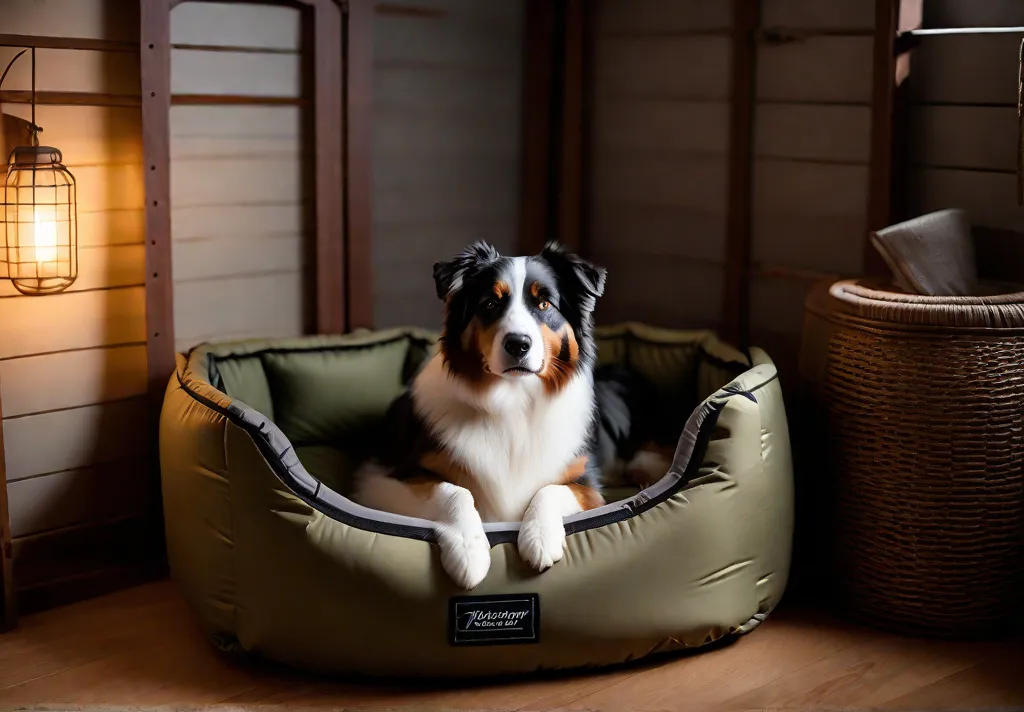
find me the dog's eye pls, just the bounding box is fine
[537,300,550,311]
[482,298,499,311]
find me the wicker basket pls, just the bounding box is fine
[800,279,1024,639]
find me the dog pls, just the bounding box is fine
[353,241,671,589]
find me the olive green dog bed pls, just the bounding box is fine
[160,322,794,678]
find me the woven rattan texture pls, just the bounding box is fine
[822,325,1024,639]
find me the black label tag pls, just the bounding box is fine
[448,593,540,646]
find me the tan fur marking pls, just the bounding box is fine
[559,455,589,484]
[494,281,511,298]
[529,281,541,298]
[418,451,473,487]
[567,483,605,511]
[404,475,442,499]
[538,323,579,394]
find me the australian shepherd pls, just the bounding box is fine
[353,241,668,589]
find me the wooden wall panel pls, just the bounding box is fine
[170,50,301,98]
[585,0,732,330]
[7,459,148,538]
[170,2,302,50]
[908,35,1021,106]
[593,37,731,101]
[905,2,1024,280]
[746,7,875,376]
[0,346,147,419]
[372,0,523,329]
[0,0,138,42]
[761,0,875,29]
[167,3,309,352]
[3,399,147,482]
[755,105,871,162]
[756,37,874,104]
[0,48,139,95]
[910,106,1016,171]
[0,288,146,360]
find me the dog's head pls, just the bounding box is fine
[433,241,606,392]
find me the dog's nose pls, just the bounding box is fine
[503,333,532,357]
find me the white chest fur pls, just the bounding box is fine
[412,354,595,522]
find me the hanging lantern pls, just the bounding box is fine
[4,146,78,295]
[0,47,78,296]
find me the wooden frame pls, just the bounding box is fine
[141,0,369,405]
[721,0,760,349]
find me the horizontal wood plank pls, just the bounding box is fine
[591,100,730,154]
[749,275,814,334]
[172,234,306,282]
[170,204,304,241]
[173,272,304,349]
[374,67,521,114]
[753,215,866,275]
[169,157,303,207]
[0,244,145,298]
[170,49,301,98]
[590,153,729,211]
[7,459,150,538]
[372,221,516,267]
[592,36,732,100]
[2,398,148,481]
[756,36,873,103]
[0,47,139,96]
[170,2,302,51]
[169,104,301,137]
[911,168,1024,232]
[78,210,145,247]
[0,286,146,360]
[0,345,146,418]
[375,13,522,69]
[0,0,138,43]
[922,0,1024,28]
[761,0,875,30]
[71,164,146,214]
[753,160,869,218]
[374,110,520,159]
[755,104,871,162]
[593,0,732,35]
[1,104,141,167]
[588,201,727,264]
[911,106,1016,172]
[909,35,1022,106]
[595,258,725,330]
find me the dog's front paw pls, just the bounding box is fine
[436,523,491,590]
[517,507,566,572]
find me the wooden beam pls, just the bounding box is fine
[519,0,557,255]
[0,91,141,107]
[864,0,901,276]
[0,34,137,52]
[139,0,175,566]
[343,0,375,331]
[0,379,16,631]
[721,0,759,349]
[556,0,584,253]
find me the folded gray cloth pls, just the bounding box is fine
[870,208,979,296]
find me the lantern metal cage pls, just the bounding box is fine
[0,47,79,296]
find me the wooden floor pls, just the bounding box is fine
[0,581,1022,711]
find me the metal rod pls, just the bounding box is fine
[905,26,1024,36]
[30,46,35,142]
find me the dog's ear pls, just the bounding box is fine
[433,241,501,300]
[540,241,607,303]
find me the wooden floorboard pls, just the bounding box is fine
[0,580,1021,710]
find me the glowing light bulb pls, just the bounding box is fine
[32,206,57,265]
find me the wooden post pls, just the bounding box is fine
[721,0,759,349]
[556,0,584,253]
[0,380,16,631]
[343,0,374,330]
